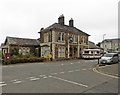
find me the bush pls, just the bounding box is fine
[2,57,45,65]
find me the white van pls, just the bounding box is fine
[100,53,119,64]
[82,49,103,59]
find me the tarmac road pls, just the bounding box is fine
[1,59,119,93]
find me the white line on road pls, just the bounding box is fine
[26,77,36,79]
[43,77,48,79]
[0,84,7,87]
[51,73,58,75]
[0,81,5,84]
[13,81,23,84]
[59,72,65,74]
[70,63,74,64]
[49,76,88,87]
[39,75,46,77]
[61,64,64,66]
[30,78,40,81]
[11,79,19,82]
[93,68,119,79]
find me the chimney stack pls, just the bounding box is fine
[58,14,64,25]
[69,18,74,27]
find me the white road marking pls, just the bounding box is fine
[49,76,88,87]
[0,84,7,87]
[43,77,48,79]
[70,63,73,64]
[26,77,36,79]
[93,68,119,79]
[0,81,5,84]
[39,75,46,77]
[68,70,74,73]
[61,64,64,66]
[78,62,81,63]
[51,73,58,75]
[13,81,23,84]
[30,78,40,81]
[11,79,19,82]
[59,72,65,74]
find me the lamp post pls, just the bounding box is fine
[103,34,106,52]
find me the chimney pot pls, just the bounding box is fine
[69,18,74,27]
[58,14,64,25]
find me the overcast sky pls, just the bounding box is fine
[0,0,119,44]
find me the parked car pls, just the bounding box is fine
[119,54,120,61]
[100,53,119,64]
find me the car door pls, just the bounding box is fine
[113,54,118,63]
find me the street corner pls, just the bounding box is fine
[95,63,119,78]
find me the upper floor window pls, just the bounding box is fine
[57,32,65,42]
[44,33,48,42]
[48,32,52,42]
[69,34,77,43]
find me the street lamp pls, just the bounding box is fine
[103,34,106,52]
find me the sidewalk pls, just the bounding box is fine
[96,63,119,77]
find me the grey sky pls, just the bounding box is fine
[0,0,119,44]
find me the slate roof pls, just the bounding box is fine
[39,23,90,36]
[102,38,120,43]
[4,36,40,46]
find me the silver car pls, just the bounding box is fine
[100,53,119,64]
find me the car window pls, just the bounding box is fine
[104,54,113,57]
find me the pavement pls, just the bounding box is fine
[96,63,119,77]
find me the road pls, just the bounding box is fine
[1,59,118,93]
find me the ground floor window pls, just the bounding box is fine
[58,46,65,58]
[19,47,30,55]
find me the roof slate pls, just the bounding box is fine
[40,23,90,36]
[5,36,40,46]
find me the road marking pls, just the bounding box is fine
[26,77,36,79]
[39,75,46,77]
[78,62,80,63]
[0,81,5,84]
[51,73,58,75]
[49,76,88,87]
[11,79,19,82]
[70,63,73,64]
[30,78,40,81]
[0,84,7,87]
[59,72,65,74]
[13,81,23,84]
[61,64,64,66]
[68,70,74,73]
[93,68,119,79]
[0,81,7,87]
[43,77,48,79]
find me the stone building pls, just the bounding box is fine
[100,38,120,52]
[1,36,40,58]
[39,15,90,60]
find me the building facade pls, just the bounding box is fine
[39,15,90,60]
[1,36,40,59]
[100,38,120,52]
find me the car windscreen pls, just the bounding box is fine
[104,54,113,57]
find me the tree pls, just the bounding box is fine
[96,42,101,47]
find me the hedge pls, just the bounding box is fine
[2,58,46,65]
